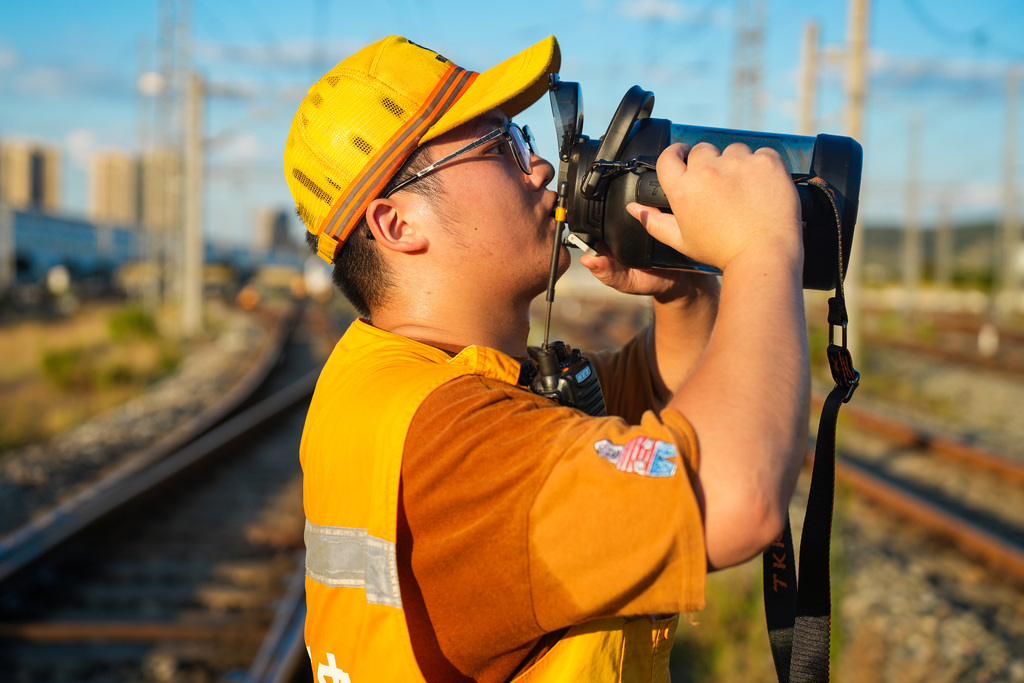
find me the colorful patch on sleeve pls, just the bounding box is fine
[594,437,678,477]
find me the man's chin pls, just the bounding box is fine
[524,245,571,300]
[557,245,572,275]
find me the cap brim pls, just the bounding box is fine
[421,35,561,144]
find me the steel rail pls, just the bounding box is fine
[817,393,1024,485]
[808,390,1024,583]
[0,302,335,682]
[0,370,319,680]
[559,301,1024,587]
[837,458,1024,584]
[0,303,301,577]
[862,332,1024,378]
[0,368,318,588]
[246,559,309,683]
[859,307,1024,344]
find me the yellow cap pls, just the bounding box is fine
[284,35,561,264]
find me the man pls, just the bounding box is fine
[286,34,808,683]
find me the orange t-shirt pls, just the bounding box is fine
[398,331,707,682]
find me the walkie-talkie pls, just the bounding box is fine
[528,182,607,417]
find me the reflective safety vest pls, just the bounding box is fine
[301,320,680,682]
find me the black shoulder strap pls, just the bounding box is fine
[763,177,860,683]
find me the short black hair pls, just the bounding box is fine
[300,144,443,318]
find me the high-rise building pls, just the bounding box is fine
[87,147,182,232]
[90,151,141,226]
[256,208,295,254]
[0,140,60,212]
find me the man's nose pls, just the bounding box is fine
[528,153,555,188]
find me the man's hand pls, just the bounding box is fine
[621,141,810,571]
[578,249,715,303]
[626,142,802,274]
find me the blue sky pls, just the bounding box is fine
[2,0,1023,248]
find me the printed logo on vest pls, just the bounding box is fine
[594,437,678,477]
[309,649,352,683]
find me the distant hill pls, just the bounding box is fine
[860,221,999,287]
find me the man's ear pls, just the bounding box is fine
[365,197,429,254]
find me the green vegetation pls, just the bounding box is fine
[40,306,177,391]
[108,304,158,340]
[40,347,94,389]
[0,303,182,453]
[670,561,777,682]
[669,492,856,683]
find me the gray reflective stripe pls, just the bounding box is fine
[304,520,402,609]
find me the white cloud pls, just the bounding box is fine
[618,0,686,21]
[0,40,134,100]
[14,66,67,97]
[945,181,1003,213]
[212,132,265,162]
[616,0,727,25]
[819,49,1009,98]
[0,42,16,71]
[196,36,365,72]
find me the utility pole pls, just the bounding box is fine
[935,193,953,291]
[182,71,204,337]
[178,0,203,338]
[731,0,767,131]
[844,0,870,358]
[798,20,820,136]
[0,202,12,295]
[151,0,182,310]
[902,114,922,319]
[998,65,1021,320]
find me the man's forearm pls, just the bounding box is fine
[647,277,721,407]
[667,251,810,570]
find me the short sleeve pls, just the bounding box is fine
[400,372,706,681]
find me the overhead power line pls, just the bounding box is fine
[899,0,1024,60]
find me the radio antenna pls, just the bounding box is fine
[543,182,569,350]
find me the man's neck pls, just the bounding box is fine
[371,300,533,357]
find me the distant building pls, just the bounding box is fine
[256,207,297,254]
[0,140,60,212]
[87,147,183,233]
[90,151,141,226]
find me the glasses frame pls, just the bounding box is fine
[384,122,536,198]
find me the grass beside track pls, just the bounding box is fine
[0,301,185,453]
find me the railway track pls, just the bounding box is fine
[548,295,1024,586]
[0,300,341,682]
[5,290,1016,680]
[856,308,1024,378]
[826,398,1024,585]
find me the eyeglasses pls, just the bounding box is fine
[384,122,536,197]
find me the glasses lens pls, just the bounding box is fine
[507,124,532,175]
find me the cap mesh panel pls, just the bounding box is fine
[285,69,424,243]
[283,34,560,264]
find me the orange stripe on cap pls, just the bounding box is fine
[315,65,478,263]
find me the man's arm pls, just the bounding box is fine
[647,277,720,408]
[579,255,720,411]
[630,141,810,571]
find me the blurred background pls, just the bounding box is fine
[2,0,1023,317]
[2,0,1023,286]
[2,1,1024,682]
